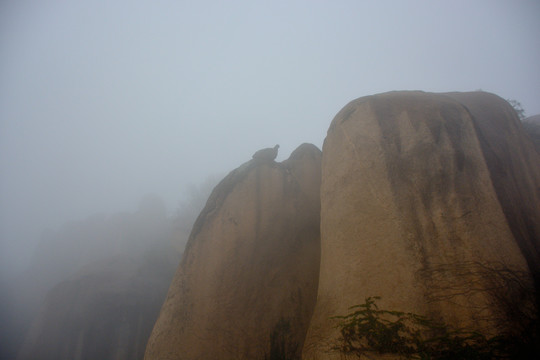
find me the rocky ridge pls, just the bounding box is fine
[144,143,322,360]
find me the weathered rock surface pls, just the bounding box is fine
[447,94,540,291]
[523,114,540,154]
[302,91,537,359]
[144,143,322,360]
[17,245,178,360]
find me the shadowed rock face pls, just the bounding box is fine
[447,94,540,292]
[302,91,537,359]
[523,114,540,154]
[144,143,321,360]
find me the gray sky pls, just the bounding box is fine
[1,0,539,276]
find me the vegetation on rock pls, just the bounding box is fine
[332,297,500,359]
[507,99,526,120]
[332,265,539,360]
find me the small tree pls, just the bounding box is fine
[332,261,540,359]
[332,297,495,359]
[507,99,526,120]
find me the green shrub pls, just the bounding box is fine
[332,297,509,359]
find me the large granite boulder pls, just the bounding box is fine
[144,143,322,360]
[447,94,540,291]
[302,91,537,359]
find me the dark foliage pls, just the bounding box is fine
[265,318,298,360]
[332,296,539,359]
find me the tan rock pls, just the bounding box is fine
[447,93,540,291]
[144,143,321,360]
[302,91,534,359]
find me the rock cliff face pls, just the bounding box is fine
[144,144,322,360]
[447,94,540,291]
[523,114,540,154]
[302,91,538,359]
[9,195,180,360]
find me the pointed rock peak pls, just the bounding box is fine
[145,142,321,360]
[186,143,320,252]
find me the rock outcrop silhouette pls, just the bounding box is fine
[13,195,180,360]
[144,143,321,360]
[17,248,178,360]
[252,144,280,161]
[302,91,538,359]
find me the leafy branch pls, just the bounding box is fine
[332,297,508,359]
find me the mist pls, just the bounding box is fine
[1,0,539,275]
[1,0,539,359]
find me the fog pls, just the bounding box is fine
[1,0,539,304]
[1,1,539,358]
